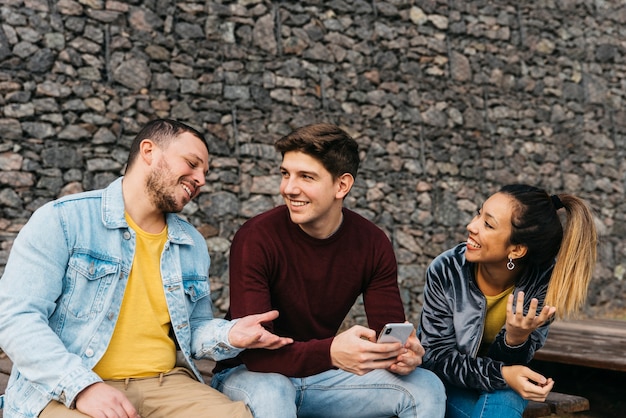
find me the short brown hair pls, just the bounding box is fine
[274,123,360,179]
[126,119,208,171]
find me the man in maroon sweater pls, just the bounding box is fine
[211,123,445,417]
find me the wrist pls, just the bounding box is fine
[504,332,527,348]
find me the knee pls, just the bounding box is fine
[407,368,447,416]
[239,373,297,418]
[411,368,446,397]
[247,373,296,402]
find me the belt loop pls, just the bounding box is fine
[124,377,130,390]
[159,372,164,386]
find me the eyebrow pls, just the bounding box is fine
[280,165,319,177]
[483,210,499,226]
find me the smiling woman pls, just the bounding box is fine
[419,184,598,418]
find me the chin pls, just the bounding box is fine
[464,252,479,263]
[287,212,303,223]
[287,211,309,225]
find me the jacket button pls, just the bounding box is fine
[123,231,131,240]
[85,348,94,357]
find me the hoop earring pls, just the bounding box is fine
[507,258,515,271]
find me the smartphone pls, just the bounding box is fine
[376,323,414,344]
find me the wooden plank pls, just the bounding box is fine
[523,401,552,418]
[0,353,11,375]
[196,358,216,380]
[534,319,626,372]
[523,392,589,418]
[546,392,590,414]
[544,319,626,337]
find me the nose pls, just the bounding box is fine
[466,216,478,233]
[281,176,298,196]
[193,169,206,189]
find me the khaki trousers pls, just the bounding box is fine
[39,367,252,418]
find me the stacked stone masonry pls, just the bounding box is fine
[0,0,625,327]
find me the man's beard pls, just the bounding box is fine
[146,159,184,213]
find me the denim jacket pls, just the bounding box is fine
[0,177,242,417]
[419,243,553,392]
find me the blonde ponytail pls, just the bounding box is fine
[545,194,597,318]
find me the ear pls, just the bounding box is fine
[335,173,354,199]
[139,139,156,165]
[508,244,528,260]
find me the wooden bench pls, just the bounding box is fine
[194,358,591,418]
[0,354,580,418]
[534,318,626,372]
[522,318,626,417]
[5,319,625,418]
[524,392,590,417]
[0,355,594,418]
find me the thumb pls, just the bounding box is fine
[251,310,279,323]
[349,324,376,341]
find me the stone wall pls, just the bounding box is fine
[1,0,625,326]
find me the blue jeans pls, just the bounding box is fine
[211,365,446,418]
[445,384,528,418]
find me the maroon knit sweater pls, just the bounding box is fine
[215,205,405,377]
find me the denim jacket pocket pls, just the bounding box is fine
[182,278,209,303]
[63,253,120,318]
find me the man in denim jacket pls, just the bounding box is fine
[0,119,292,418]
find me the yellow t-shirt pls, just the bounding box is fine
[479,286,514,355]
[93,214,176,379]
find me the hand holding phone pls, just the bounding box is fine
[376,323,414,345]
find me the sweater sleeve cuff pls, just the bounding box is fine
[502,332,528,349]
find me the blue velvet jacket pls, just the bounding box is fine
[419,243,553,391]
